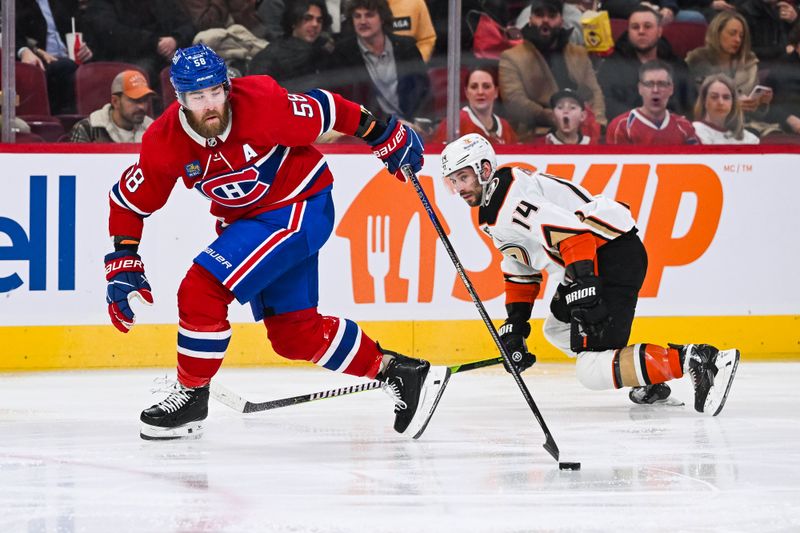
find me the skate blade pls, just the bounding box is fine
[140,421,203,441]
[408,366,452,440]
[706,349,740,416]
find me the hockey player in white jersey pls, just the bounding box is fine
[441,133,739,415]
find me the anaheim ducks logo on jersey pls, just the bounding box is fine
[478,167,514,226]
[196,145,289,208]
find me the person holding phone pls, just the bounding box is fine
[686,11,781,137]
[761,25,800,136]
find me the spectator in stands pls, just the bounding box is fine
[597,6,693,120]
[606,60,699,143]
[247,0,334,92]
[498,0,606,139]
[764,25,800,135]
[603,0,680,24]
[15,0,94,114]
[179,0,266,35]
[68,70,155,142]
[329,0,430,122]
[430,67,518,144]
[259,0,349,40]
[0,114,32,134]
[258,0,288,41]
[514,0,587,46]
[386,0,437,62]
[543,88,596,144]
[181,0,268,75]
[736,0,800,62]
[675,0,735,24]
[83,0,195,86]
[686,11,782,136]
[686,12,758,92]
[692,73,759,143]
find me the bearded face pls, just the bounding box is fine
[185,100,231,138]
[527,9,564,50]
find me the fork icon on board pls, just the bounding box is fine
[366,215,390,303]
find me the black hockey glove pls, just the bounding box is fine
[498,320,536,373]
[564,260,611,338]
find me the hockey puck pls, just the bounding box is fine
[558,462,581,471]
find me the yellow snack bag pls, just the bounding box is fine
[581,10,614,54]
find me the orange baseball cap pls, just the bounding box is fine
[111,70,156,99]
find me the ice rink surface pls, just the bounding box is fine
[1,362,799,533]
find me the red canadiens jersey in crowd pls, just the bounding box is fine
[430,107,518,145]
[605,108,699,145]
[108,76,362,239]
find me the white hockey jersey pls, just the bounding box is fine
[478,167,637,282]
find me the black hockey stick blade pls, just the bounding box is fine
[401,164,561,462]
[211,356,503,414]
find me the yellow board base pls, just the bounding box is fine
[1,315,797,371]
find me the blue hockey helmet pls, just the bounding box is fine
[170,44,229,97]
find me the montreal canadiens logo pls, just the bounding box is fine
[199,167,269,208]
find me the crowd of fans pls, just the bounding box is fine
[7,0,800,145]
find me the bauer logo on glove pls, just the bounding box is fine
[372,126,407,158]
[367,116,424,181]
[104,250,154,333]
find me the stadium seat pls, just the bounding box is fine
[662,22,707,59]
[160,66,177,111]
[609,19,707,60]
[14,132,46,143]
[26,119,65,142]
[0,62,51,115]
[760,132,800,144]
[429,66,469,118]
[75,62,151,116]
[610,18,627,41]
[56,114,85,133]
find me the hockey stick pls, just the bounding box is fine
[211,356,503,414]
[401,165,561,462]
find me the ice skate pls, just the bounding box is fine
[629,383,684,406]
[671,343,740,416]
[140,381,209,440]
[379,350,452,439]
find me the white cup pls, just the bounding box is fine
[65,32,82,61]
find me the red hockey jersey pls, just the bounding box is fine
[108,76,363,239]
[605,108,699,145]
[429,107,518,145]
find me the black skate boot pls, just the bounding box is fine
[378,348,451,439]
[140,381,209,440]
[670,343,740,416]
[629,383,672,404]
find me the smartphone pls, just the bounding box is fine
[748,85,771,98]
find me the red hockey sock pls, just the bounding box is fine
[264,308,383,378]
[176,264,234,388]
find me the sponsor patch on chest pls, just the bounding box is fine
[185,160,202,178]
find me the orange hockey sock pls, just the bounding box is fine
[611,344,683,389]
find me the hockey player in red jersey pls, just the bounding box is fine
[104,44,450,440]
[440,133,739,415]
[606,60,699,145]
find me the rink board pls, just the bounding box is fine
[1,145,798,370]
